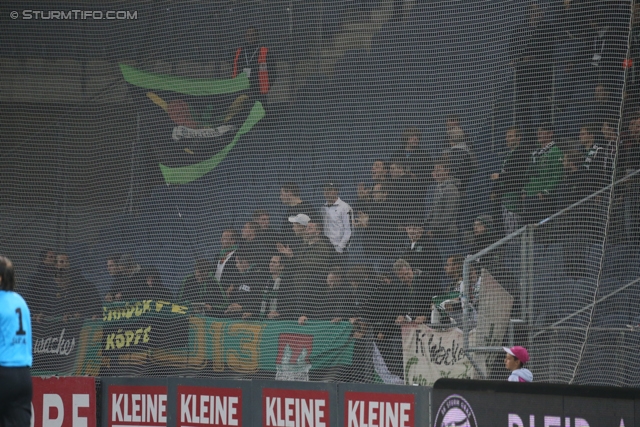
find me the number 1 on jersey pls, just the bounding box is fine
[15,308,26,336]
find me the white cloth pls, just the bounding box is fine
[322,198,353,253]
[215,250,236,281]
[372,342,404,385]
[508,368,533,382]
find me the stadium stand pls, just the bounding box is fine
[0,0,638,386]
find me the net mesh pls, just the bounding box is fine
[1,0,638,386]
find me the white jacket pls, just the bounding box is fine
[322,198,353,253]
[508,368,533,383]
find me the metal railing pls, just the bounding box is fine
[461,167,640,379]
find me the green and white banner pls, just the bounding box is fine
[120,64,265,185]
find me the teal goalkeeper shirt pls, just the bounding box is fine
[0,290,32,367]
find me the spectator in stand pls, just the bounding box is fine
[445,114,462,136]
[556,149,591,278]
[253,209,278,249]
[445,114,475,150]
[52,253,100,320]
[522,123,564,223]
[388,158,425,223]
[371,159,388,183]
[106,253,122,279]
[24,249,57,322]
[180,259,228,315]
[426,156,460,248]
[357,160,388,202]
[600,117,619,172]
[393,259,438,322]
[343,264,378,383]
[241,220,259,246]
[292,217,335,296]
[231,27,271,99]
[298,266,352,325]
[131,266,173,302]
[431,259,480,326]
[400,218,442,291]
[467,214,511,280]
[345,265,376,323]
[216,229,239,288]
[444,121,477,194]
[619,112,640,245]
[278,213,310,261]
[225,249,269,319]
[354,183,399,272]
[592,83,614,111]
[491,126,530,235]
[444,255,465,293]
[504,346,533,382]
[469,215,499,258]
[440,255,481,306]
[392,127,433,187]
[111,254,145,302]
[258,255,296,320]
[369,259,432,380]
[279,182,316,247]
[322,181,353,256]
[240,221,270,269]
[579,123,610,189]
[104,254,124,302]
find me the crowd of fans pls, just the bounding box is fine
[20,0,640,382]
[23,106,640,381]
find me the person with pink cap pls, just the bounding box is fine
[504,346,533,382]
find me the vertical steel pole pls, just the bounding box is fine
[526,226,535,345]
[520,226,528,323]
[551,64,556,125]
[462,256,469,351]
[512,68,517,126]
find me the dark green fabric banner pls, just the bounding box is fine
[68,311,354,377]
[120,64,265,185]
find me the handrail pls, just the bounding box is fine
[539,167,640,226]
[532,275,640,339]
[461,166,640,372]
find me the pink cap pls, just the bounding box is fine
[503,346,530,364]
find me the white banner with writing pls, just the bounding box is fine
[401,325,474,386]
[402,269,515,385]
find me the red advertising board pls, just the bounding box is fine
[262,388,330,427]
[343,392,415,427]
[176,386,242,427]
[107,385,168,427]
[31,377,96,427]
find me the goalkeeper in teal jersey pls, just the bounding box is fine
[0,256,33,427]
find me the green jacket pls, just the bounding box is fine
[524,143,564,196]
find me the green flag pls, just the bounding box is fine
[120,64,265,185]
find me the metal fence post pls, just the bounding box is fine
[520,225,529,323]
[526,225,535,346]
